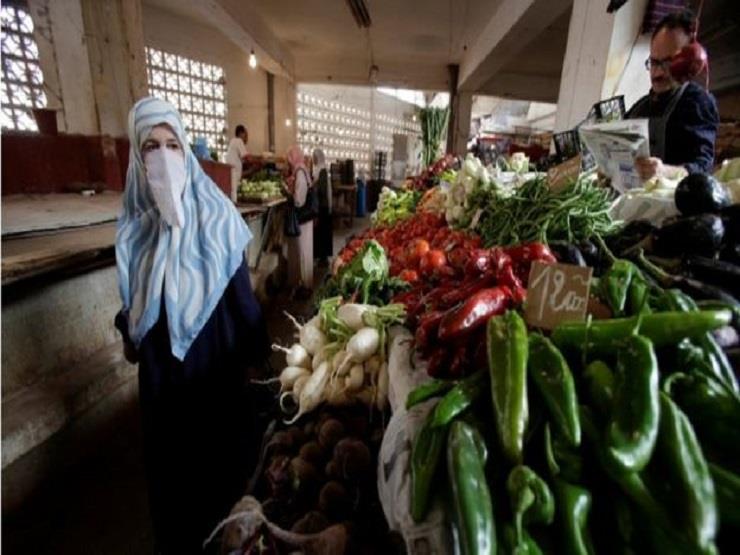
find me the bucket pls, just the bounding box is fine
[32,108,58,135]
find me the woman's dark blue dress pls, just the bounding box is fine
[116,260,268,553]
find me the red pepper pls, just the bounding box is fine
[439,275,496,309]
[505,243,556,282]
[449,343,469,379]
[496,263,523,291]
[437,286,512,342]
[425,347,450,378]
[465,249,492,276]
[415,310,445,353]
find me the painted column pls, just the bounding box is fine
[554,0,651,132]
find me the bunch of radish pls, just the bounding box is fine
[266,299,405,423]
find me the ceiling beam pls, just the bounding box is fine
[478,73,561,103]
[199,0,296,79]
[458,0,571,93]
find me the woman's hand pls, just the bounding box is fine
[634,156,663,180]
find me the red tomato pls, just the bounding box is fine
[420,250,448,275]
[410,239,430,261]
[399,269,419,283]
[447,247,469,271]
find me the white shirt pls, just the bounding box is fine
[226,137,247,169]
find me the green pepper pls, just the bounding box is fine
[406,378,455,410]
[487,310,529,464]
[430,370,487,428]
[600,259,636,316]
[607,335,660,473]
[658,289,739,398]
[527,334,580,446]
[627,272,652,315]
[543,423,583,483]
[583,359,615,416]
[665,372,740,470]
[507,465,554,547]
[709,463,740,527]
[410,406,448,522]
[447,420,496,555]
[554,479,595,555]
[646,393,718,554]
[551,310,731,352]
[503,523,543,555]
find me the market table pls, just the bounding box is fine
[333,184,357,227]
[235,197,286,269]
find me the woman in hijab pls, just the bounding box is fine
[115,97,268,553]
[286,145,314,298]
[311,148,333,265]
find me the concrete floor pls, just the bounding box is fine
[2,217,368,555]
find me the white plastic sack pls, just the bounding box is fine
[609,189,678,225]
[377,327,453,554]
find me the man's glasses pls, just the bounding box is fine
[645,56,673,71]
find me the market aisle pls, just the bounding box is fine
[2,217,370,555]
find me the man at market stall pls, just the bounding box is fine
[226,123,248,201]
[115,98,268,553]
[628,10,719,181]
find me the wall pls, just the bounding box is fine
[142,4,284,156]
[274,75,297,155]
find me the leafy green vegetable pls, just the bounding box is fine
[420,108,449,167]
[371,187,421,228]
[318,240,408,305]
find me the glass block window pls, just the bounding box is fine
[145,47,228,159]
[1,3,47,131]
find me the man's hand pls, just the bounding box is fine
[123,339,139,364]
[634,157,686,181]
[634,156,664,180]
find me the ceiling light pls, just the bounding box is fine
[369,64,379,83]
[249,49,257,69]
[285,118,292,127]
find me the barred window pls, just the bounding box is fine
[145,47,228,159]
[1,3,47,131]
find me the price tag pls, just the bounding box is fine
[547,154,582,193]
[525,261,592,330]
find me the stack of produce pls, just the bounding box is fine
[371,187,422,228]
[606,171,740,305]
[408,154,458,191]
[269,297,405,423]
[407,258,738,554]
[235,405,393,552]
[238,179,284,202]
[445,154,493,226]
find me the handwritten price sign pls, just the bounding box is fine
[525,261,592,329]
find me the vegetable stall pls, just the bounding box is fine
[216,153,740,554]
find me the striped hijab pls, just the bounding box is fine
[116,97,252,360]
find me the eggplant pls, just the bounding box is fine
[683,256,740,297]
[675,173,731,216]
[606,220,658,255]
[720,243,740,265]
[548,241,587,266]
[654,214,724,257]
[721,204,740,244]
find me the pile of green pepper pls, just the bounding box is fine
[407,258,739,554]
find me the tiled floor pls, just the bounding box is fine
[2,217,369,555]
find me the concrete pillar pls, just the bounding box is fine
[449,91,472,157]
[446,64,459,154]
[554,0,650,132]
[80,0,148,137]
[27,0,98,134]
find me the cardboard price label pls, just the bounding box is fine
[547,154,582,192]
[525,261,592,330]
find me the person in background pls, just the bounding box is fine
[115,98,268,553]
[286,145,314,299]
[628,10,719,180]
[226,124,248,202]
[312,148,333,266]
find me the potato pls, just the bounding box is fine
[291,510,330,534]
[264,430,293,458]
[333,438,371,483]
[318,481,351,520]
[318,418,346,451]
[299,440,326,468]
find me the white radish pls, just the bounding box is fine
[285,361,330,424]
[326,379,352,406]
[332,349,348,375]
[271,343,311,369]
[252,366,309,391]
[337,303,372,331]
[335,327,380,378]
[364,355,381,375]
[376,362,389,410]
[292,374,310,398]
[345,364,365,392]
[312,343,332,370]
[285,311,326,355]
[354,389,375,406]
